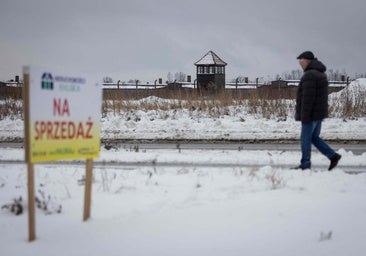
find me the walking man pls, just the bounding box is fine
[295,51,341,170]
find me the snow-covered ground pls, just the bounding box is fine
[1,79,365,255]
[1,146,366,256]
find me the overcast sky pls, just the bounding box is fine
[1,0,365,82]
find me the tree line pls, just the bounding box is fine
[275,69,366,81]
[103,72,188,84]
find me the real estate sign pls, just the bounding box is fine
[26,67,102,163]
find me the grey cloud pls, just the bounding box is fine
[1,0,365,81]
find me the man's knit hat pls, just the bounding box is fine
[297,51,315,60]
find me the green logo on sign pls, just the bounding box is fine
[41,73,53,90]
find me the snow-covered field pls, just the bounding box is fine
[1,79,366,255]
[1,79,366,142]
[1,147,366,256]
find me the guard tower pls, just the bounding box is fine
[194,50,227,91]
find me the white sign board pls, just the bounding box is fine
[27,66,102,162]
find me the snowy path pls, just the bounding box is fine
[2,141,366,154]
[0,145,365,170]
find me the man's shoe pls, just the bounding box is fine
[329,153,342,171]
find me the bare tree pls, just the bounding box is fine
[174,72,186,82]
[167,72,173,83]
[103,76,113,83]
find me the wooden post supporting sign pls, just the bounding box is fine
[83,159,93,221]
[23,67,36,242]
[27,163,36,241]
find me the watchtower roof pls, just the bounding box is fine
[194,50,227,66]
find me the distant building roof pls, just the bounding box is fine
[194,50,227,66]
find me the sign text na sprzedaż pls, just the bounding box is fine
[34,98,94,140]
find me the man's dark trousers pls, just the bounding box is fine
[300,120,336,169]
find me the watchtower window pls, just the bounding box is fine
[197,66,203,74]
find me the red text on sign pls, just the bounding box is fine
[34,119,93,140]
[53,98,70,116]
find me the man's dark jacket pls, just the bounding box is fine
[295,59,329,123]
